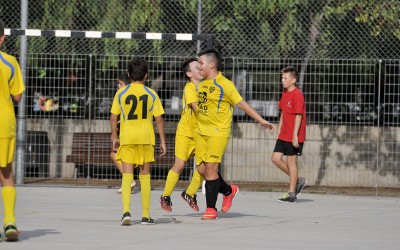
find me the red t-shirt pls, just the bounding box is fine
[278,87,306,143]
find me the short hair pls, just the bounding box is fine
[0,19,4,36]
[281,66,298,82]
[118,72,131,85]
[127,57,148,81]
[198,49,219,69]
[182,58,198,81]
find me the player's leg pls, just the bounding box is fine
[121,161,134,225]
[218,172,231,195]
[185,165,203,195]
[111,151,126,194]
[160,157,185,212]
[271,140,290,175]
[204,136,238,214]
[202,161,220,219]
[110,151,123,174]
[168,135,191,180]
[181,140,202,211]
[277,142,300,203]
[185,168,203,196]
[139,162,154,225]
[277,155,298,203]
[182,168,203,212]
[160,135,191,212]
[1,165,18,242]
[0,138,18,241]
[287,155,298,194]
[290,143,306,197]
[117,145,135,225]
[271,152,289,175]
[195,135,218,219]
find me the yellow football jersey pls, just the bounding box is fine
[111,83,165,145]
[176,81,197,138]
[0,51,25,139]
[197,72,242,137]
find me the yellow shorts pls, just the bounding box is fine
[116,144,155,166]
[175,134,195,161]
[195,134,229,165]
[0,138,16,167]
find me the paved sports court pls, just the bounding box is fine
[1,186,399,249]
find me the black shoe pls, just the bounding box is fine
[4,223,19,242]
[181,191,199,212]
[160,196,173,212]
[141,217,155,225]
[296,177,307,197]
[277,192,297,203]
[121,212,131,226]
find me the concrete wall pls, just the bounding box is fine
[223,123,400,187]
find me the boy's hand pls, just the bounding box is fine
[159,142,167,157]
[260,120,274,132]
[111,134,120,152]
[292,135,299,148]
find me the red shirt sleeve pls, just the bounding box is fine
[293,90,305,115]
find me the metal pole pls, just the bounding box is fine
[196,0,202,54]
[376,60,382,197]
[87,54,93,185]
[193,0,202,183]
[15,0,29,185]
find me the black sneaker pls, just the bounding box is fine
[277,192,297,203]
[181,191,199,212]
[4,223,19,241]
[141,217,155,225]
[296,177,307,197]
[160,196,173,212]
[121,212,132,226]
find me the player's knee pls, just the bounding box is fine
[171,164,184,174]
[271,155,280,164]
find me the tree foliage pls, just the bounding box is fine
[1,0,398,59]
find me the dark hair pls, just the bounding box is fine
[118,72,131,85]
[281,66,298,82]
[182,58,198,81]
[0,19,4,36]
[198,49,220,70]
[127,57,148,81]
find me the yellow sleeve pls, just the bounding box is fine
[225,81,243,105]
[110,91,121,115]
[185,83,197,105]
[152,92,165,117]
[9,57,25,96]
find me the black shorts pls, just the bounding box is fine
[273,139,304,156]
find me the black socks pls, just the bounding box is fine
[218,172,232,196]
[205,179,220,209]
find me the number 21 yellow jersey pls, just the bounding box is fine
[111,83,165,145]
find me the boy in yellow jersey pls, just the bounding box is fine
[0,20,25,241]
[110,72,136,194]
[160,58,204,212]
[110,58,166,225]
[196,49,274,220]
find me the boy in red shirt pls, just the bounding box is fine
[272,66,307,202]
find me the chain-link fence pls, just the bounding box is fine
[2,0,399,58]
[18,53,400,189]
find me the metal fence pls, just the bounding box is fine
[1,1,399,189]
[18,54,400,189]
